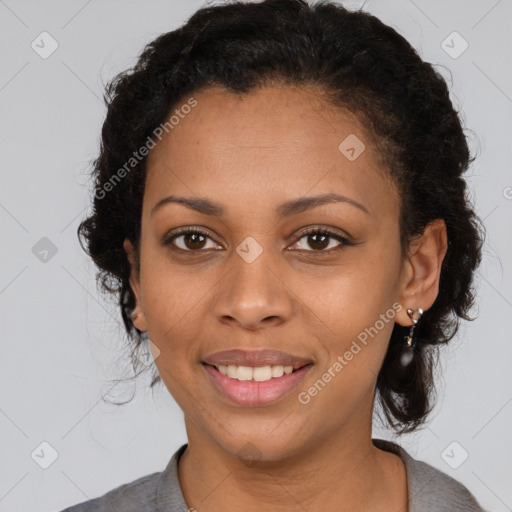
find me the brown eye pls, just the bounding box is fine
[306,232,330,250]
[181,232,207,250]
[291,228,352,252]
[164,229,220,252]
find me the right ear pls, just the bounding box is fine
[123,238,147,331]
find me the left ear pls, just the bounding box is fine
[395,219,448,327]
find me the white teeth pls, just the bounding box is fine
[237,366,253,381]
[253,366,272,381]
[227,365,238,379]
[215,364,295,382]
[271,365,283,377]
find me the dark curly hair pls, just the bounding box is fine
[78,0,484,433]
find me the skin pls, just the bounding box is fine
[124,84,447,512]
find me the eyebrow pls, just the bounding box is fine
[150,192,370,218]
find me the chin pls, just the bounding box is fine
[210,422,311,465]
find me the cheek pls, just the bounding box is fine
[138,248,213,371]
[318,246,401,332]
[311,238,403,374]
[141,268,207,410]
[140,233,207,319]
[296,286,399,423]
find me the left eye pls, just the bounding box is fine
[290,229,350,252]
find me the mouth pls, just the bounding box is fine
[202,362,312,381]
[202,348,313,373]
[201,361,314,406]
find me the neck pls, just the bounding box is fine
[177,418,408,512]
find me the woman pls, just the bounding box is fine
[62,0,485,510]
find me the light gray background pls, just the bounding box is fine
[1,1,511,511]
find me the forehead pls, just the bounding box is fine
[144,85,398,220]
[149,84,369,156]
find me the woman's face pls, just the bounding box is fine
[125,85,412,461]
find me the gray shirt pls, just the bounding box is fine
[59,439,485,511]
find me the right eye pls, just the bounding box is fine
[163,228,222,252]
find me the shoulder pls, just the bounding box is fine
[58,471,162,512]
[61,443,191,512]
[58,444,189,512]
[373,439,486,512]
[405,454,485,511]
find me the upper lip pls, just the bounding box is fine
[203,349,313,370]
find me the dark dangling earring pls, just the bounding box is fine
[400,307,424,366]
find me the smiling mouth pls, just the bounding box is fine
[202,362,311,382]
[201,360,314,406]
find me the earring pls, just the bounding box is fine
[400,307,424,366]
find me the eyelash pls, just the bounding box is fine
[163,226,354,254]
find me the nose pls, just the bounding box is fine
[211,245,294,331]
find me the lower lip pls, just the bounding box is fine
[203,363,313,406]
